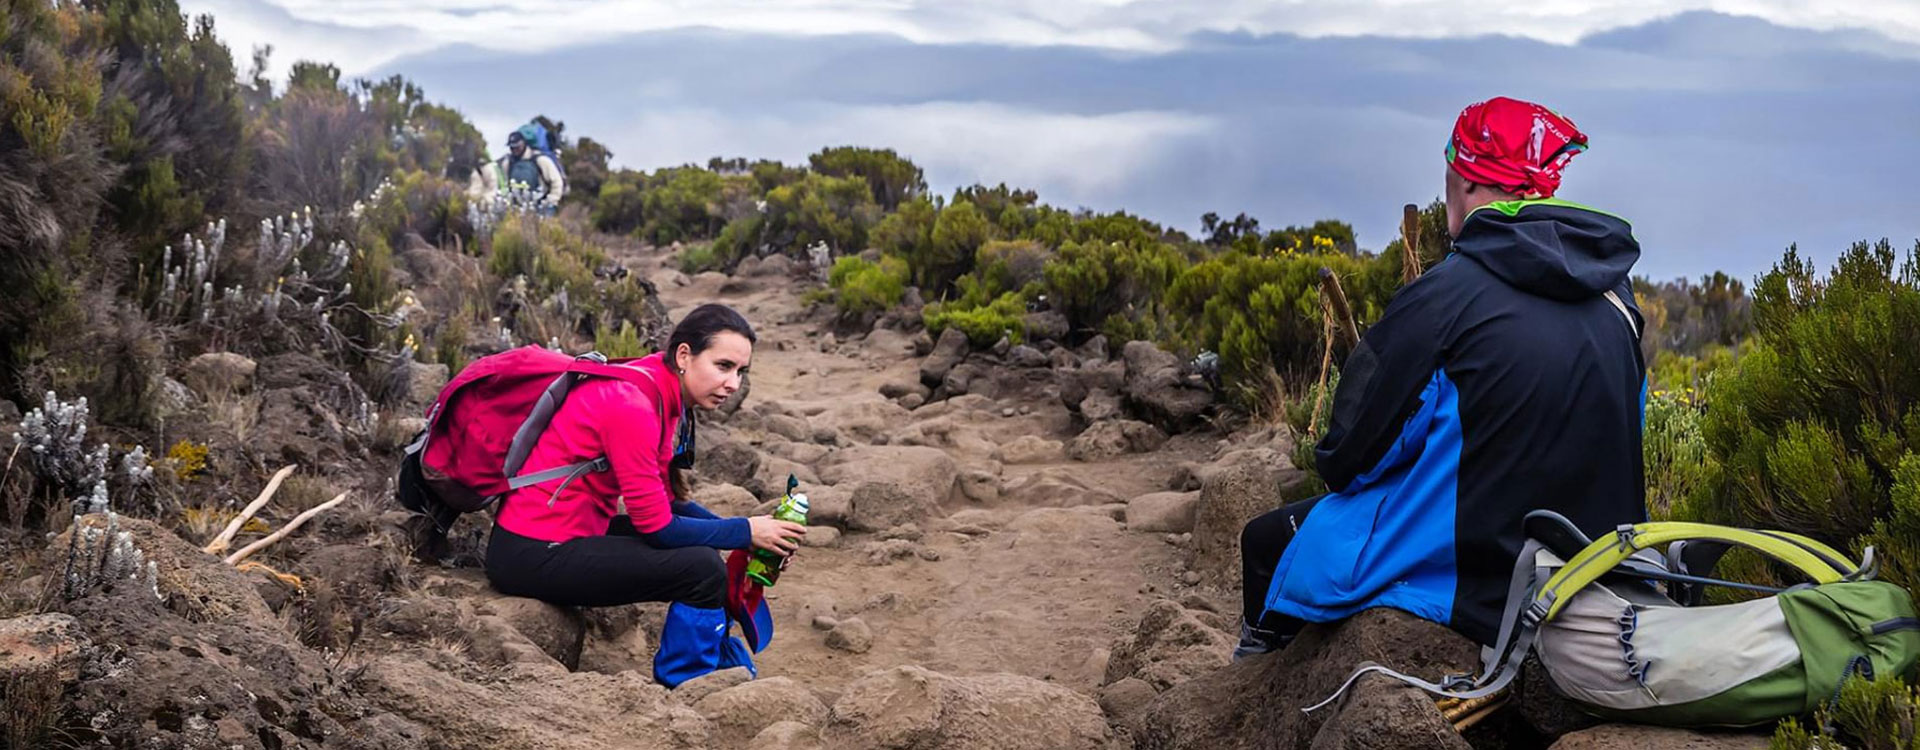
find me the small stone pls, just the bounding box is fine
[898,393,926,410]
[1179,571,1201,586]
[915,547,942,561]
[811,615,840,631]
[1001,407,1017,418]
[825,617,873,654]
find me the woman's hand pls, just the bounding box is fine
[748,515,806,556]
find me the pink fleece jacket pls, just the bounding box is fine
[495,353,682,543]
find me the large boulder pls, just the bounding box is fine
[1068,419,1167,461]
[1023,311,1069,343]
[1190,459,1306,587]
[919,327,971,388]
[355,657,710,748]
[697,439,764,489]
[1121,340,1213,431]
[690,482,761,516]
[1127,491,1200,533]
[1549,725,1768,750]
[818,445,958,522]
[477,595,587,670]
[846,482,941,532]
[1104,600,1236,691]
[1133,609,1478,750]
[55,579,416,749]
[824,666,1112,750]
[693,676,830,748]
[50,513,274,625]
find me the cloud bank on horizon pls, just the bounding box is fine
[180,0,1920,281]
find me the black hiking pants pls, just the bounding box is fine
[1240,495,1324,635]
[486,516,726,609]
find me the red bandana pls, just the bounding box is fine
[1446,97,1588,199]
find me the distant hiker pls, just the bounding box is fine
[477,124,567,213]
[483,304,804,686]
[1236,97,1647,659]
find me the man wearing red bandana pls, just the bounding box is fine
[1236,97,1649,660]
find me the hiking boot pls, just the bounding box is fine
[1233,619,1290,662]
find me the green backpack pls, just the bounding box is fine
[1310,514,1920,728]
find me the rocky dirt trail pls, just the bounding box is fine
[632,245,1225,701]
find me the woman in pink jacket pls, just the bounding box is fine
[484,304,804,686]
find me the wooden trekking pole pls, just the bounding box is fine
[1400,203,1425,284]
[1318,268,1360,350]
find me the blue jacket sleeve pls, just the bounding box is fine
[672,500,722,520]
[638,514,751,550]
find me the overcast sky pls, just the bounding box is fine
[181,0,1920,281]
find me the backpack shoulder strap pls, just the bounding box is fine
[1601,289,1640,339]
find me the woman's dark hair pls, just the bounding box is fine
[664,303,754,501]
[666,303,756,363]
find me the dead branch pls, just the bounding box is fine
[203,464,297,555]
[1318,268,1361,350]
[224,491,348,566]
[1401,203,1425,284]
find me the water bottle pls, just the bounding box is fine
[746,475,808,586]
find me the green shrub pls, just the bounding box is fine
[591,170,646,234]
[678,243,720,274]
[1161,249,1386,389]
[826,255,909,316]
[1645,389,1711,520]
[872,196,936,274]
[1687,240,1920,596]
[926,291,1025,347]
[809,146,926,210]
[1772,675,1920,750]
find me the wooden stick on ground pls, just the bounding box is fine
[204,464,298,555]
[225,492,348,566]
[1401,203,1425,284]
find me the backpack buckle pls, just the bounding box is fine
[1523,595,1552,627]
[1613,524,1639,551]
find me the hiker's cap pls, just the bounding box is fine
[506,130,526,146]
[1445,96,1588,199]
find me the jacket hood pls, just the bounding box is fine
[1451,199,1640,301]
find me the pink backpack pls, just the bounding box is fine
[398,346,669,532]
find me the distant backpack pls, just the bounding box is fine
[517,122,567,179]
[395,347,668,534]
[1309,512,1920,728]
